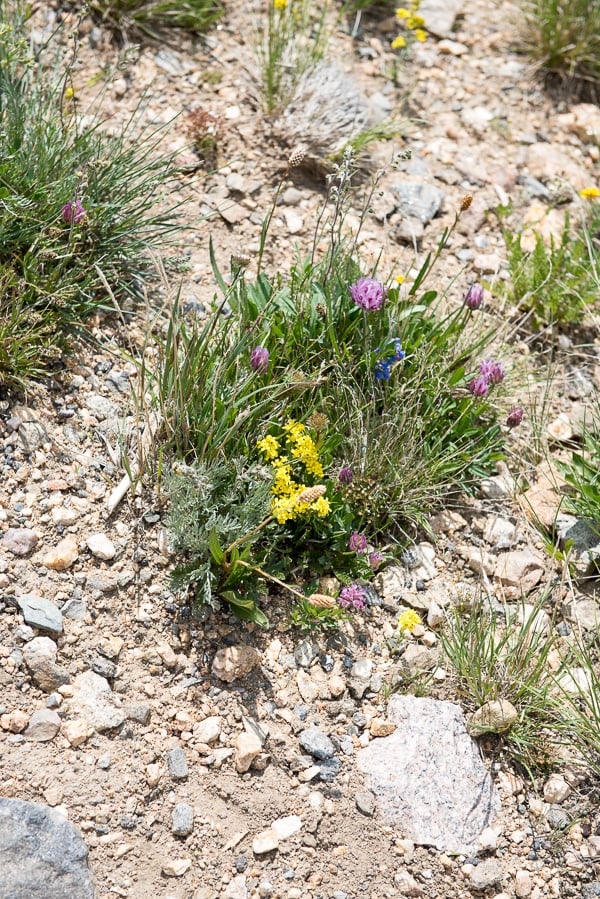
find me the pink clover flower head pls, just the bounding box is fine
[369,551,383,571]
[479,359,505,385]
[61,198,86,224]
[338,466,354,485]
[250,345,269,372]
[348,531,368,554]
[350,277,386,311]
[506,405,524,428]
[468,375,489,398]
[338,583,367,611]
[464,283,484,310]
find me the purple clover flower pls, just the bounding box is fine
[61,198,86,224]
[464,283,484,310]
[350,277,386,312]
[506,406,524,428]
[479,359,505,384]
[369,551,383,571]
[468,375,490,398]
[250,346,269,372]
[348,531,368,554]
[338,466,354,485]
[338,583,367,611]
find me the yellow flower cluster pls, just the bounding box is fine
[392,0,427,49]
[580,186,600,199]
[273,0,288,8]
[257,419,331,525]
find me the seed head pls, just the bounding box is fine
[307,593,336,609]
[460,194,473,211]
[288,147,306,168]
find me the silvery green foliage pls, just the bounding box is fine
[167,458,271,607]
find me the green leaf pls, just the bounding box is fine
[208,528,224,564]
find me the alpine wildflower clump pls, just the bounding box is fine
[257,420,331,524]
[392,0,428,51]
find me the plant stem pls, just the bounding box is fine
[225,515,273,555]
[235,559,306,600]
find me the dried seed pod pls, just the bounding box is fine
[460,194,473,211]
[288,147,306,168]
[297,484,326,503]
[307,593,337,608]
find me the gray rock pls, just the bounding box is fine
[299,726,335,760]
[18,421,48,453]
[61,598,88,620]
[355,791,375,817]
[85,572,120,593]
[316,758,340,782]
[90,655,117,680]
[294,639,317,668]
[17,594,63,635]
[125,703,151,725]
[469,859,505,891]
[393,182,445,225]
[276,62,371,169]
[1,527,38,556]
[582,884,600,898]
[168,748,189,780]
[357,695,499,853]
[172,803,194,837]
[0,798,94,898]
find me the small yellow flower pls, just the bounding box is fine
[64,86,75,100]
[395,274,405,284]
[256,435,280,461]
[414,28,428,41]
[391,34,407,50]
[273,0,287,8]
[579,186,600,199]
[407,14,425,27]
[397,608,422,634]
[396,6,410,18]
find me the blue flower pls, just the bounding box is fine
[374,339,405,380]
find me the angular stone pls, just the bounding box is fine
[299,727,335,760]
[252,829,278,854]
[357,695,499,853]
[1,527,38,556]
[67,670,126,732]
[394,870,424,896]
[494,549,544,592]
[162,858,191,877]
[234,730,263,773]
[24,709,61,742]
[212,644,261,682]
[469,859,505,891]
[519,460,565,529]
[564,598,600,631]
[23,637,70,693]
[393,182,445,225]
[17,595,63,635]
[172,803,194,837]
[419,0,464,37]
[0,799,94,898]
[543,774,570,804]
[43,536,79,571]
[558,103,600,143]
[63,720,94,748]
[271,815,302,840]
[296,669,319,703]
[370,718,396,737]
[355,791,375,817]
[124,703,151,725]
[469,700,518,735]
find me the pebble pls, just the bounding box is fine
[271,816,302,840]
[1,527,38,555]
[355,791,375,817]
[162,858,192,877]
[86,533,116,560]
[42,535,79,570]
[469,859,505,890]
[168,748,189,780]
[172,803,194,837]
[543,774,570,804]
[298,727,335,760]
[514,870,533,897]
[194,715,222,744]
[252,830,279,855]
[234,730,263,773]
[24,708,61,741]
[211,645,261,682]
[22,636,70,692]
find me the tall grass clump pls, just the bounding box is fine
[0,4,187,389]
[255,0,332,114]
[78,0,222,40]
[156,152,517,627]
[517,0,600,100]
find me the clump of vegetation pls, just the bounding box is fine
[503,204,600,331]
[0,4,186,388]
[82,0,223,40]
[516,0,600,100]
[156,157,515,627]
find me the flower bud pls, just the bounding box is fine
[464,283,484,310]
[250,346,269,372]
[506,406,524,428]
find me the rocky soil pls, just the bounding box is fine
[2,0,600,897]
